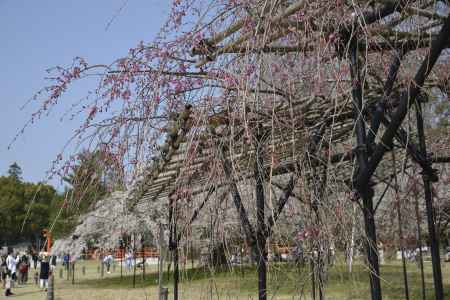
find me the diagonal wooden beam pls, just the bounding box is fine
[355,13,450,190]
[266,175,296,238]
[176,185,218,243]
[220,147,257,247]
[367,52,404,148]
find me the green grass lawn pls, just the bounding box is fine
[5,258,450,299]
[79,258,450,299]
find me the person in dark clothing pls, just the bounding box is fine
[18,253,29,284]
[51,255,57,269]
[32,253,38,270]
[1,256,8,289]
[4,272,13,297]
[39,256,50,291]
[63,253,70,272]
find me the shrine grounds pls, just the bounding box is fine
[5,258,450,300]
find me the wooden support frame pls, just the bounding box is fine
[128,2,450,300]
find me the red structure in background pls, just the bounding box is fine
[86,247,158,260]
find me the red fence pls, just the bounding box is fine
[85,247,158,260]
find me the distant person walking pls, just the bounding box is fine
[50,255,57,270]
[103,254,113,274]
[39,254,50,291]
[125,251,133,271]
[18,255,28,284]
[63,253,70,272]
[377,241,385,265]
[4,273,13,296]
[32,252,38,270]
[6,251,17,285]
[1,255,8,289]
[18,253,29,284]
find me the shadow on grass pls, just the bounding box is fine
[77,265,241,289]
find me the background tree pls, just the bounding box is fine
[48,149,123,239]
[0,169,63,247]
[63,150,110,212]
[7,162,22,181]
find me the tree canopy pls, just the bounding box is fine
[0,155,113,247]
[0,164,62,246]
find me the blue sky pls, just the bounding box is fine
[0,0,170,188]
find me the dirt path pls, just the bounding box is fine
[1,261,159,300]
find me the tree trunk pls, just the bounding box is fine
[349,39,382,300]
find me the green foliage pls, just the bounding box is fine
[49,150,115,239]
[0,174,63,246]
[0,154,112,245]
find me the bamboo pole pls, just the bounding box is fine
[391,152,410,300]
[254,124,267,300]
[413,187,426,300]
[133,233,137,288]
[158,224,164,300]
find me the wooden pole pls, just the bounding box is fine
[46,274,54,300]
[173,223,179,300]
[100,256,104,278]
[254,124,267,300]
[348,204,356,273]
[414,189,426,300]
[66,259,70,281]
[391,152,410,300]
[133,233,137,288]
[190,239,194,270]
[310,257,316,300]
[120,245,123,281]
[158,224,164,300]
[310,162,327,300]
[71,262,75,285]
[169,195,179,300]
[160,287,169,300]
[349,37,381,300]
[415,100,444,300]
[141,234,146,281]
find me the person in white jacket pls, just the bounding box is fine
[5,252,17,284]
[103,254,113,274]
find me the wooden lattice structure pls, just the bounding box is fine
[128,1,450,300]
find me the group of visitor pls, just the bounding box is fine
[99,248,138,274]
[0,249,53,296]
